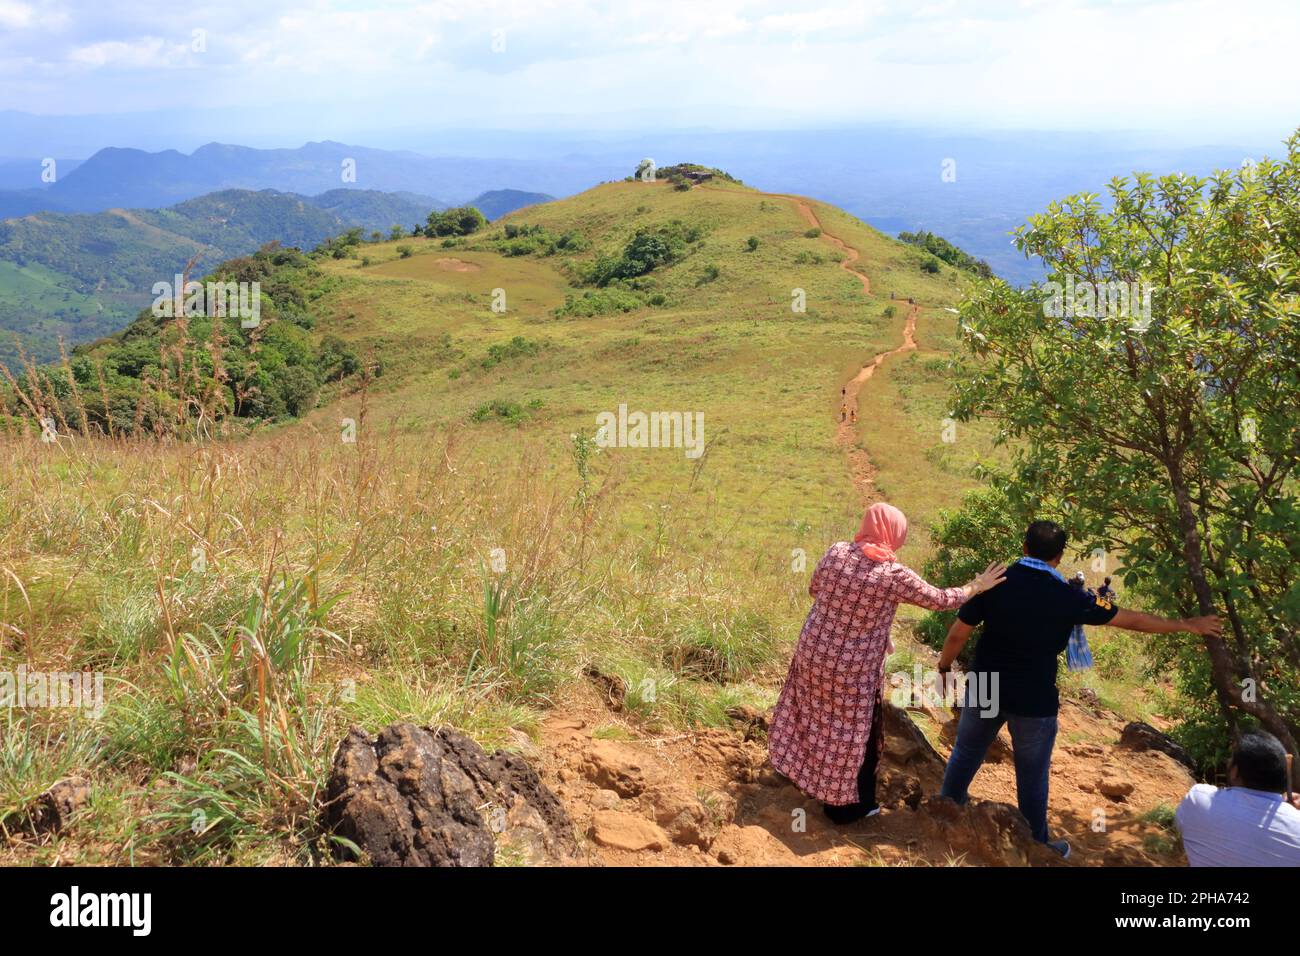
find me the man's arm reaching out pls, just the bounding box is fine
[935,609,1222,673]
[1109,609,1222,636]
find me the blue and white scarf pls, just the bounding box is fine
[1017,557,1094,671]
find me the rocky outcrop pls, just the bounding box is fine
[323,723,576,867]
[578,738,649,797]
[919,796,1063,867]
[1118,721,1198,774]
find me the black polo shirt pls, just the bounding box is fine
[958,561,1120,717]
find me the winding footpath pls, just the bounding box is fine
[783,194,919,502]
[702,183,919,499]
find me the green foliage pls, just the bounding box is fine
[490,222,589,258]
[3,244,362,436]
[553,285,650,317]
[137,570,343,862]
[585,220,706,286]
[952,132,1300,759]
[648,163,742,186]
[1,713,101,832]
[899,230,993,278]
[470,398,544,425]
[746,236,760,252]
[480,336,542,370]
[424,206,487,238]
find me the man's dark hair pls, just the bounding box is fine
[1023,520,1068,561]
[1230,731,1290,793]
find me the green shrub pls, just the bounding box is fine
[424,206,487,238]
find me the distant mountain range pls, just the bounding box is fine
[468,189,553,220]
[0,184,548,366]
[0,141,564,221]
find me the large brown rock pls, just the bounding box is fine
[884,702,953,769]
[324,723,576,867]
[578,738,649,797]
[1119,721,1197,774]
[1098,770,1136,800]
[919,796,1063,867]
[588,810,669,852]
[642,784,719,848]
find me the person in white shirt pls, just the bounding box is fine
[1176,731,1300,867]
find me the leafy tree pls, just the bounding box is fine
[586,220,704,286]
[951,133,1300,758]
[424,206,487,238]
[899,230,993,278]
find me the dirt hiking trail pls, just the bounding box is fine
[703,182,918,499]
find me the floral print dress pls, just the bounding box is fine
[769,540,968,805]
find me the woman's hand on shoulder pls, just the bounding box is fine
[964,561,1009,597]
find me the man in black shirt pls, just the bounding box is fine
[936,520,1222,857]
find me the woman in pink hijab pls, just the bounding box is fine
[769,501,1007,823]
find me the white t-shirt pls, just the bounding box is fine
[1176,783,1300,867]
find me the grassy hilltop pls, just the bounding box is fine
[0,171,1155,864]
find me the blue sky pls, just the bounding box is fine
[0,0,1295,139]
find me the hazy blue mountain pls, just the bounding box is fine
[468,189,554,220]
[0,157,84,191]
[298,188,444,232]
[0,140,577,220]
[0,120,1281,288]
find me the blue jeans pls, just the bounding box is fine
[939,705,1058,844]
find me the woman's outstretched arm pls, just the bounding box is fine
[892,562,1009,610]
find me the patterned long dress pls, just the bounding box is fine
[769,541,968,805]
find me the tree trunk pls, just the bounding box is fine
[1170,470,1299,756]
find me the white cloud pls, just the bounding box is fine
[68,36,192,68]
[0,0,1294,137]
[0,0,35,28]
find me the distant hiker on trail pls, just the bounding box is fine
[850,408,858,424]
[840,403,848,422]
[1176,731,1300,866]
[769,502,1008,824]
[936,520,1223,858]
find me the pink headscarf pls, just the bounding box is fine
[854,502,908,563]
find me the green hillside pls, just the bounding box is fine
[0,188,440,365]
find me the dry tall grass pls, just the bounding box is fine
[0,403,801,862]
